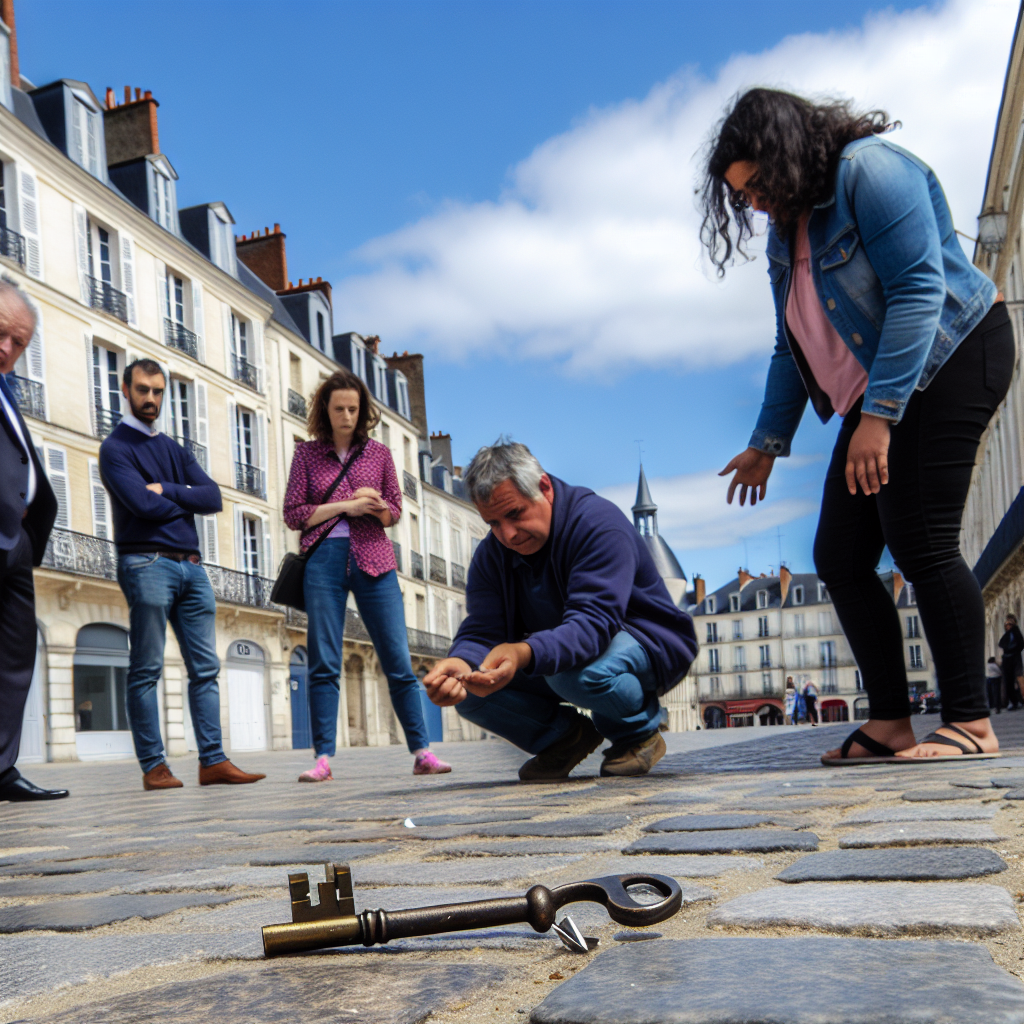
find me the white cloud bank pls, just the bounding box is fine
[335,0,1016,373]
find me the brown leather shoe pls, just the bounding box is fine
[198,760,266,785]
[142,763,183,790]
[600,731,666,777]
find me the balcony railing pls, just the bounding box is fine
[392,540,403,573]
[8,374,45,420]
[700,684,784,702]
[407,627,451,657]
[402,470,418,501]
[87,275,129,322]
[287,389,307,419]
[451,562,466,591]
[235,461,265,499]
[411,550,424,580]
[164,318,199,360]
[94,407,122,439]
[429,554,448,585]
[175,435,208,471]
[232,354,259,391]
[0,224,26,267]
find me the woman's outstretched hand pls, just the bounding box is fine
[719,448,776,505]
[846,413,890,496]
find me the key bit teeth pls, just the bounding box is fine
[553,915,599,953]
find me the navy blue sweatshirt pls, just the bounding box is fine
[99,423,222,555]
[450,476,697,695]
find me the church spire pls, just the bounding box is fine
[632,464,658,536]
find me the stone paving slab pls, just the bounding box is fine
[0,870,152,897]
[839,822,1006,848]
[559,854,763,878]
[430,839,622,857]
[1004,790,1024,800]
[991,774,1024,789]
[643,813,802,832]
[0,892,240,933]
[529,937,1024,1024]
[840,803,997,824]
[348,854,582,886]
[707,882,1021,935]
[776,847,1009,882]
[243,844,397,865]
[901,787,994,801]
[24,961,507,1024]
[448,814,634,838]
[624,829,819,855]
[735,796,870,811]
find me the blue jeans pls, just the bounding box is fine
[116,554,226,773]
[456,630,661,754]
[305,538,429,756]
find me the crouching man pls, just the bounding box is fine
[423,441,697,780]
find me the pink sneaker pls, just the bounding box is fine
[298,755,333,782]
[413,750,451,775]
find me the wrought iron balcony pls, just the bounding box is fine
[392,540,403,574]
[451,562,466,591]
[411,550,424,580]
[429,553,448,586]
[0,224,26,267]
[94,407,122,439]
[165,318,199,360]
[204,563,276,610]
[232,354,259,391]
[8,374,45,420]
[406,626,451,657]
[87,275,128,322]
[402,470,418,501]
[287,389,307,419]
[175,435,208,471]
[235,461,265,498]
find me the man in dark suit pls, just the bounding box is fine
[0,281,67,801]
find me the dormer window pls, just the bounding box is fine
[905,583,916,606]
[209,206,237,275]
[818,582,829,602]
[792,585,804,605]
[71,93,102,178]
[729,593,740,612]
[705,595,716,615]
[757,589,768,609]
[0,22,12,112]
[316,311,326,352]
[151,164,175,231]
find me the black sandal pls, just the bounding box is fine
[916,723,998,759]
[821,728,898,766]
[821,723,1000,766]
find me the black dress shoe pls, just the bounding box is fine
[0,775,69,801]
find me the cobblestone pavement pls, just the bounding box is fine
[5,714,1024,1023]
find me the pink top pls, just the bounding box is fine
[283,438,401,576]
[786,219,868,416]
[328,445,351,539]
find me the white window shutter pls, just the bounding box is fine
[222,302,235,374]
[16,163,44,279]
[233,504,243,571]
[71,99,85,168]
[73,203,90,303]
[156,360,172,436]
[88,458,111,538]
[262,518,273,578]
[252,318,265,391]
[196,380,209,456]
[256,411,268,498]
[156,261,168,343]
[119,232,137,326]
[191,279,205,363]
[84,332,96,437]
[46,446,70,528]
[202,514,219,565]
[228,399,239,474]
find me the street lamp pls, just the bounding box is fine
[978,207,1009,254]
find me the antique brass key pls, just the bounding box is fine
[261,863,683,957]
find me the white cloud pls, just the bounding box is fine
[335,0,1016,373]
[599,458,822,552]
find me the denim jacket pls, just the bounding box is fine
[749,135,997,457]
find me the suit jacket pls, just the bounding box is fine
[0,377,57,566]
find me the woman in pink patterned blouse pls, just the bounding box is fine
[284,370,451,779]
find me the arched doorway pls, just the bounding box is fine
[345,654,367,746]
[757,704,784,726]
[289,647,311,750]
[703,705,726,730]
[821,699,849,723]
[226,639,266,751]
[416,666,444,743]
[853,697,870,721]
[74,624,133,760]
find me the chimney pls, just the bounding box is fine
[779,565,792,605]
[738,568,753,591]
[103,86,160,165]
[277,274,332,307]
[430,431,453,473]
[236,224,288,292]
[694,575,706,606]
[1,0,19,89]
[364,335,380,354]
[891,570,905,606]
[385,351,427,439]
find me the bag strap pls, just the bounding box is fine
[300,444,365,558]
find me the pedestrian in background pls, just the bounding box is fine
[999,615,1024,711]
[101,359,265,791]
[706,88,1012,763]
[784,677,798,725]
[0,282,66,802]
[283,370,450,779]
[986,656,1003,715]
[803,679,819,726]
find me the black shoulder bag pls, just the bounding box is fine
[271,445,364,612]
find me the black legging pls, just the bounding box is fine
[813,303,1014,725]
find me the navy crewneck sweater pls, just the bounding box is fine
[99,423,222,555]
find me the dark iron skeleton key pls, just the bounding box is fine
[261,863,683,957]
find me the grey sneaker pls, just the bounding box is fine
[518,715,604,782]
[600,731,666,777]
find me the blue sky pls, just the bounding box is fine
[18,0,1015,589]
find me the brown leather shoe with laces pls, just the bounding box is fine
[198,760,266,785]
[142,763,183,790]
[518,714,604,782]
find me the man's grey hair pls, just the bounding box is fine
[463,438,545,505]
[0,277,37,327]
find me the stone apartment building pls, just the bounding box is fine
[688,567,936,729]
[0,1,486,768]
